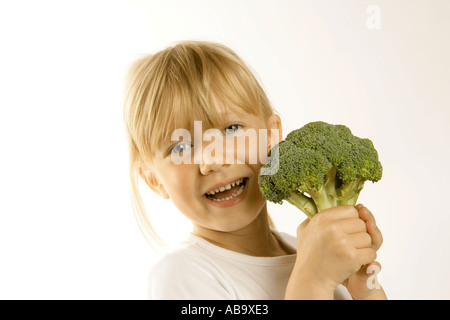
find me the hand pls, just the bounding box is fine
[286,206,377,299]
[343,205,387,300]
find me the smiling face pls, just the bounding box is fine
[125,41,283,246]
[143,106,282,233]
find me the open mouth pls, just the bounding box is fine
[204,178,248,202]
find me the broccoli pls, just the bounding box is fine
[258,121,382,219]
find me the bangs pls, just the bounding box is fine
[125,41,274,165]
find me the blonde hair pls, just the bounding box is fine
[123,41,277,248]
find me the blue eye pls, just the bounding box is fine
[171,142,191,154]
[224,124,242,135]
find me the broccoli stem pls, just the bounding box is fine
[336,179,365,206]
[286,191,317,219]
[308,166,339,213]
[285,169,367,219]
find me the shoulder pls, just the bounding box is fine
[148,240,235,299]
[149,245,208,283]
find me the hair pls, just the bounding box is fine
[123,40,277,249]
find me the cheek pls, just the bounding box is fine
[157,164,193,199]
[224,131,271,165]
[162,173,199,220]
[248,163,266,200]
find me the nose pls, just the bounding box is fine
[199,153,229,175]
[197,129,231,175]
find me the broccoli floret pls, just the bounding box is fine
[258,121,382,219]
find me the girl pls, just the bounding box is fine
[123,41,386,300]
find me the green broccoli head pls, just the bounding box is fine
[258,121,382,218]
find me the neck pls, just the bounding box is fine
[192,205,294,257]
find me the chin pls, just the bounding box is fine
[217,200,267,232]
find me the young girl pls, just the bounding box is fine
[123,41,387,300]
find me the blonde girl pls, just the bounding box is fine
[123,41,386,299]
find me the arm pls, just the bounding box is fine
[285,259,335,299]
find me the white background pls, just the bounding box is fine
[1,0,449,299]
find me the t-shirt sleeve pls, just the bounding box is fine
[148,252,235,300]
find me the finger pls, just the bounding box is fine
[349,232,372,249]
[367,219,383,251]
[320,205,359,220]
[339,217,367,234]
[357,205,375,223]
[357,206,383,251]
[364,260,382,273]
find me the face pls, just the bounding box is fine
[142,106,282,234]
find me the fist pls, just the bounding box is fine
[294,205,377,288]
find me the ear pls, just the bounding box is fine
[139,168,170,199]
[266,113,283,148]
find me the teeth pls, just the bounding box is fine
[208,183,245,202]
[206,178,244,196]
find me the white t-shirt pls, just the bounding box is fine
[148,230,352,300]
